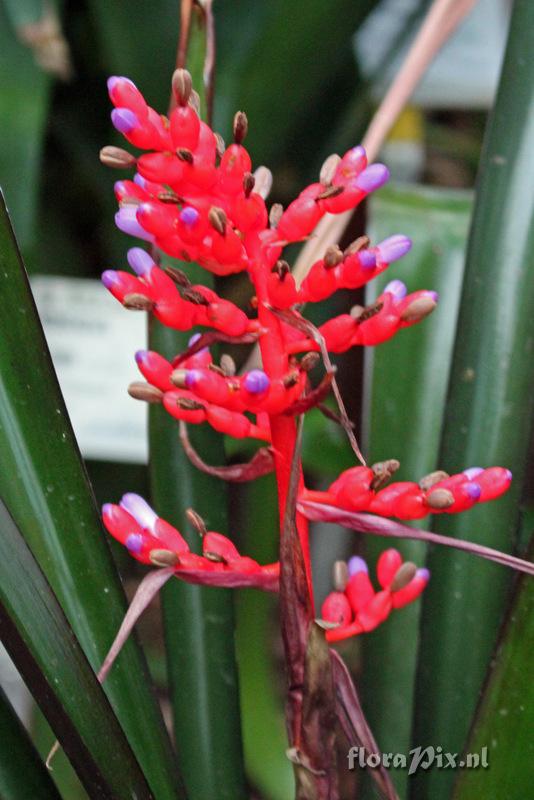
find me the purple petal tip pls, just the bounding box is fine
[125,533,144,554]
[427,291,439,304]
[101,270,118,289]
[463,466,484,480]
[348,556,368,576]
[102,503,113,516]
[111,108,139,135]
[135,350,148,365]
[184,369,202,390]
[359,250,377,270]
[505,469,513,482]
[180,206,200,227]
[466,482,482,500]
[127,247,154,276]
[115,208,154,242]
[417,567,430,582]
[377,234,412,264]
[243,369,270,394]
[120,493,158,532]
[107,76,135,93]
[384,279,407,299]
[355,163,390,193]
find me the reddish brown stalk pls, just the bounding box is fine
[179,420,275,480]
[299,502,534,577]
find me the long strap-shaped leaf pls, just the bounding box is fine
[453,538,534,798]
[412,2,534,797]
[0,497,152,799]
[0,685,61,800]
[360,186,471,800]
[148,6,246,799]
[0,193,184,798]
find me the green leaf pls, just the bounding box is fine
[0,497,152,799]
[453,538,534,800]
[0,1,50,255]
[149,309,246,800]
[412,2,534,796]
[235,477,293,800]
[0,685,61,800]
[214,0,380,170]
[359,184,471,799]
[0,194,184,799]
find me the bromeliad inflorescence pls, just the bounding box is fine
[99,68,511,642]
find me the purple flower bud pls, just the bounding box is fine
[115,208,155,242]
[355,163,390,193]
[465,482,482,500]
[133,172,146,188]
[101,270,119,289]
[463,466,484,480]
[125,533,144,554]
[184,369,202,390]
[127,247,154,276]
[350,145,366,161]
[376,234,412,264]
[135,350,149,366]
[359,250,377,270]
[243,370,270,394]
[348,556,368,576]
[107,76,136,94]
[384,279,407,300]
[416,567,430,582]
[426,291,439,304]
[111,108,139,135]
[180,206,200,227]
[120,493,158,532]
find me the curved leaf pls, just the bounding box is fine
[453,539,534,799]
[412,3,534,796]
[0,685,61,800]
[0,193,184,798]
[0,497,152,799]
[360,184,470,798]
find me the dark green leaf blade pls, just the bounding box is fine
[453,539,534,800]
[0,685,61,800]
[150,314,246,800]
[412,2,534,797]
[360,185,471,799]
[0,193,184,799]
[0,497,152,800]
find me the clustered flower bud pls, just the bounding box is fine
[102,494,279,591]
[321,550,429,642]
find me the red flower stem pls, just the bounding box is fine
[253,266,314,605]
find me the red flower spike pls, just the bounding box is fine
[309,465,512,521]
[101,72,512,643]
